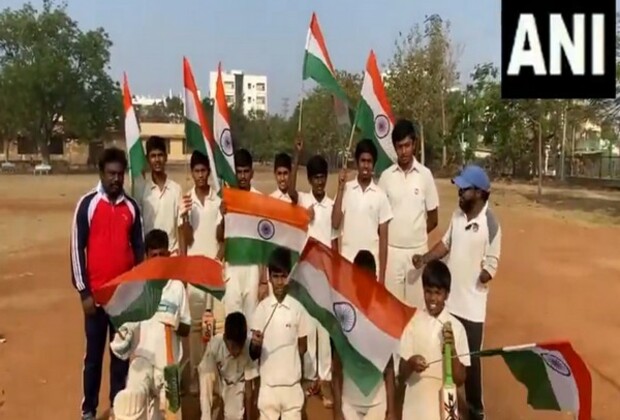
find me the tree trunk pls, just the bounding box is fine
[420,122,426,166]
[38,136,51,165]
[440,91,447,167]
[537,123,543,198]
[560,104,567,181]
[3,139,9,161]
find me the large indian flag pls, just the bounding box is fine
[479,341,591,420]
[93,256,225,328]
[289,238,416,395]
[183,57,220,193]
[356,50,397,176]
[222,188,310,265]
[213,62,237,187]
[302,12,353,127]
[122,73,146,188]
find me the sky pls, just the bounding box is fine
[4,0,501,114]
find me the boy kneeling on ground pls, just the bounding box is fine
[198,311,256,420]
[398,260,470,420]
[111,229,191,420]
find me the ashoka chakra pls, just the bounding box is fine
[256,219,276,240]
[541,352,571,377]
[219,128,234,156]
[333,301,357,333]
[374,114,390,139]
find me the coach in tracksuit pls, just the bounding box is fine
[70,147,145,420]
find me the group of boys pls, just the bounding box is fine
[72,117,501,420]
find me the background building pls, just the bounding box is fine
[208,69,268,115]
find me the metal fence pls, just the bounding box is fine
[566,155,620,180]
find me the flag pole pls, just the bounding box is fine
[342,103,360,169]
[297,84,305,132]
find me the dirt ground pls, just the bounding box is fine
[1,168,620,420]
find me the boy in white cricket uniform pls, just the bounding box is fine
[111,229,191,420]
[219,148,268,320]
[332,139,392,284]
[178,151,225,392]
[412,165,501,420]
[198,312,255,420]
[398,260,469,420]
[378,120,439,307]
[292,151,338,408]
[249,247,308,420]
[332,250,397,420]
[135,136,183,253]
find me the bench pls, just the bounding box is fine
[33,164,52,175]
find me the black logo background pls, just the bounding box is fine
[501,0,616,99]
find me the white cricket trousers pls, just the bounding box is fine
[223,264,260,319]
[303,318,332,381]
[341,400,386,420]
[385,244,428,308]
[120,356,183,420]
[197,362,245,420]
[257,383,304,420]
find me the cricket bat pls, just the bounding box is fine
[440,322,459,420]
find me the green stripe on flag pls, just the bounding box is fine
[288,281,383,396]
[480,349,561,411]
[185,118,208,156]
[109,280,166,329]
[128,141,147,181]
[225,237,299,266]
[213,146,237,187]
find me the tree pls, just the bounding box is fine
[0,0,118,163]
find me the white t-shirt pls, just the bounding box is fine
[250,294,308,387]
[202,333,254,384]
[298,192,339,248]
[378,161,439,249]
[136,177,182,252]
[133,280,191,369]
[339,179,393,263]
[186,187,222,258]
[399,308,470,420]
[442,204,502,322]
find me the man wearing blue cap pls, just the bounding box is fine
[411,165,501,420]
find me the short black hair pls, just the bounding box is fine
[190,150,210,170]
[268,246,293,275]
[353,250,376,275]
[354,139,377,164]
[146,136,167,155]
[306,155,328,179]
[145,229,169,251]
[234,148,253,168]
[98,147,128,172]
[224,312,247,346]
[273,152,292,172]
[392,119,417,144]
[422,260,451,292]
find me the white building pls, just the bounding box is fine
[208,69,268,115]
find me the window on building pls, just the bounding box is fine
[256,83,265,92]
[225,95,234,104]
[247,83,252,89]
[182,139,193,155]
[247,96,252,103]
[224,81,234,90]
[256,96,265,105]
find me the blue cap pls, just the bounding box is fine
[452,165,490,192]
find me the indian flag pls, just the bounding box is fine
[93,256,225,328]
[356,50,397,176]
[302,12,353,126]
[289,238,416,395]
[122,73,146,188]
[480,341,592,420]
[213,62,237,187]
[183,57,220,193]
[222,188,310,265]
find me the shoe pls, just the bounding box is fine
[81,413,96,420]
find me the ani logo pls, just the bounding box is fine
[219,128,234,157]
[333,302,357,333]
[374,114,390,139]
[542,352,572,377]
[256,219,276,240]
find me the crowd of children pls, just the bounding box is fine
[72,118,501,420]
